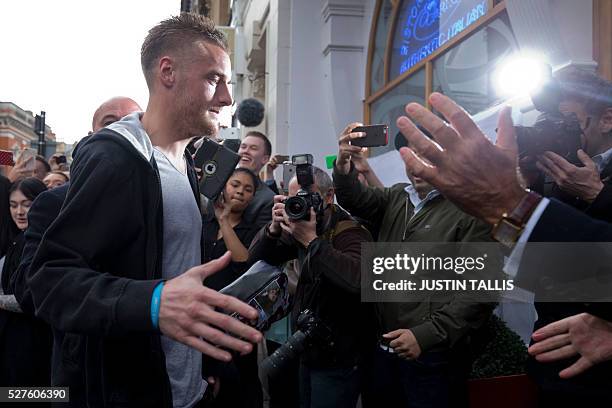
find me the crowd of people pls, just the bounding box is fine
[1,11,612,408]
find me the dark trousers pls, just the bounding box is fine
[537,390,612,408]
[206,350,263,408]
[299,361,361,408]
[362,346,468,408]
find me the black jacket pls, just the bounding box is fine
[522,197,612,400]
[1,232,53,390]
[202,214,259,291]
[11,183,69,315]
[0,175,16,258]
[26,129,202,407]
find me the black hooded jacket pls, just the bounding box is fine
[26,127,202,407]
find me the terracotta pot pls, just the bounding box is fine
[469,374,538,408]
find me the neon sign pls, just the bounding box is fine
[392,0,488,76]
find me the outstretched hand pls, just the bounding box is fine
[397,92,527,225]
[529,313,612,379]
[159,252,263,362]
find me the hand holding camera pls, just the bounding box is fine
[269,195,288,236]
[269,153,322,247]
[269,194,317,246]
[264,154,289,180]
[535,150,604,202]
[280,208,317,248]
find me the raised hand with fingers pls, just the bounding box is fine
[8,152,35,183]
[159,252,263,362]
[529,313,612,379]
[397,92,527,225]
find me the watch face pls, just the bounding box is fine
[492,219,524,248]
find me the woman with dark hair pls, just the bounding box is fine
[0,177,52,388]
[0,175,17,261]
[203,167,260,290]
[202,167,264,408]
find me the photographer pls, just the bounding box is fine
[249,159,374,408]
[520,68,612,221]
[517,68,612,406]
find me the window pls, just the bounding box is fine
[432,13,517,114]
[370,68,426,156]
[370,0,394,94]
[390,0,489,79]
[365,1,512,157]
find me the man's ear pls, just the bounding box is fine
[325,188,335,204]
[159,56,176,88]
[261,154,270,167]
[600,107,612,135]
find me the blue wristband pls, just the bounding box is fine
[151,282,164,330]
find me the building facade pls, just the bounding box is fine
[220,0,611,184]
[0,101,56,156]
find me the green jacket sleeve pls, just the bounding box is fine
[332,163,394,226]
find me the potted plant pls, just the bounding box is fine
[469,315,538,408]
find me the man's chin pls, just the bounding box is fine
[238,162,257,172]
[195,116,219,137]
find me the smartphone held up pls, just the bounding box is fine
[350,124,388,147]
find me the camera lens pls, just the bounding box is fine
[260,330,308,378]
[285,196,308,220]
[288,201,304,214]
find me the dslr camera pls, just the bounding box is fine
[514,65,582,165]
[260,309,333,378]
[284,154,324,221]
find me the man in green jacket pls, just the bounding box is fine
[333,122,496,408]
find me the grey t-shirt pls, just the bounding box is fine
[154,149,204,408]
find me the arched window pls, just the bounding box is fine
[365,0,516,156]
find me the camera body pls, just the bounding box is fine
[515,111,583,165]
[514,66,583,165]
[260,309,334,378]
[284,154,324,221]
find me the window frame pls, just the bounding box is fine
[364,0,506,122]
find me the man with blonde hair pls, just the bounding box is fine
[28,14,261,407]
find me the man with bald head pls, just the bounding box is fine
[11,96,141,286]
[90,96,141,133]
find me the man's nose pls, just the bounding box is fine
[216,82,233,107]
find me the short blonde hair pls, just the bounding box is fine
[141,13,228,87]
